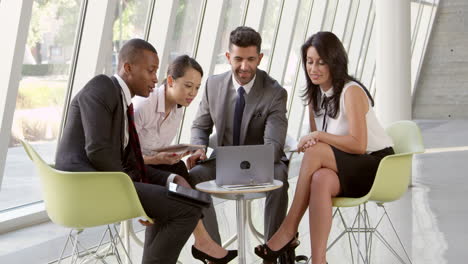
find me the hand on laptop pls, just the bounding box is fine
[187,149,207,169]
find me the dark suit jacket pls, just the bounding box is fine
[191,69,288,163]
[55,75,142,180]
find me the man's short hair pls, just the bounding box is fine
[229,26,262,53]
[118,38,157,69]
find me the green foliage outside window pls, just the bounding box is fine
[17,80,66,109]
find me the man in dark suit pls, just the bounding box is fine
[187,27,289,247]
[55,39,201,264]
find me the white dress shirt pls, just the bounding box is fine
[114,74,131,148]
[133,85,184,185]
[132,85,184,156]
[231,74,256,95]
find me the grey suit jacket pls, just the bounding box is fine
[55,75,140,180]
[191,69,288,163]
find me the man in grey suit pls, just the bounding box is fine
[187,27,289,247]
[55,39,201,264]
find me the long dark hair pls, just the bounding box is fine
[301,31,373,118]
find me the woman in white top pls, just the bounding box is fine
[134,55,237,263]
[255,32,394,264]
[133,55,197,185]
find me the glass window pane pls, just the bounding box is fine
[307,0,327,36]
[178,0,246,144]
[411,1,422,40]
[0,0,83,211]
[103,0,152,75]
[322,0,339,31]
[212,0,247,75]
[164,0,204,65]
[341,0,360,51]
[348,0,372,77]
[355,3,375,81]
[411,3,435,90]
[332,0,352,39]
[361,21,376,88]
[282,0,313,106]
[258,0,283,72]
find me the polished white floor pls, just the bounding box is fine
[0,120,467,264]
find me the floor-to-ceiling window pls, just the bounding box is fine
[163,0,205,67]
[0,0,153,213]
[258,0,283,72]
[104,0,152,75]
[0,0,83,211]
[164,0,206,144]
[410,0,438,94]
[212,0,248,75]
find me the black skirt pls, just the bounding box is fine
[331,146,394,198]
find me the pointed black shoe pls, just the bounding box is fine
[254,234,300,262]
[191,245,238,264]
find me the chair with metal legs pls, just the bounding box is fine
[327,120,425,264]
[21,140,153,264]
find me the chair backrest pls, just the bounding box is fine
[21,140,152,229]
[385,120,425,154]
[368,120,425,203]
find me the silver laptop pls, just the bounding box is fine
[215,144,274,187]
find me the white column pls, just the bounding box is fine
[268,0,300,84]
[147,0,179,82]
[71,0,117,96]
[375,0,412,126]
[0,0,33,187]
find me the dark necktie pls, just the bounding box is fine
[127,103,148,183]
[321,96,331,132]
[233,87,245,146]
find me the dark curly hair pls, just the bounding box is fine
[301,31,373,118]
[229,26,262,53]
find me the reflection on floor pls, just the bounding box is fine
[1,119,468,264]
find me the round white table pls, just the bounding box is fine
[195,180,283,264]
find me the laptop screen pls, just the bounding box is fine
[215,144,274,186]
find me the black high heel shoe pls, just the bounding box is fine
[254,233,300,262]
[191,245,238,264]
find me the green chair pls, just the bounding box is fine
[21,140,153,264]
[327,120,425,264]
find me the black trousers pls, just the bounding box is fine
[145,161,190,186]
[133,161,201,264]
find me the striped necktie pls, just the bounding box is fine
[127,103,148,183]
